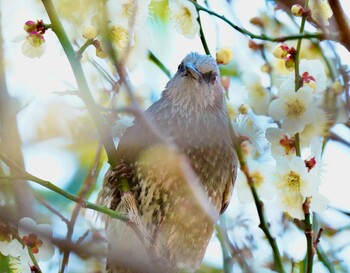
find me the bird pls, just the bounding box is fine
[97,52,238,273]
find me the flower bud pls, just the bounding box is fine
[291,4,304,17]
[260,64,271,73]
[216,47,233,65]
[93,40,107,59]
[96,48,107,59]
[250,17,264,28]
[272,43,289,59]
[332,80,344,94]
[82,25,98,40]
[238,104,250,115]
[248,40,262,51]
[284,55,295,71]
[24,21,37,33]
[220,76,231,93]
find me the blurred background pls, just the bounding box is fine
[1,0,350,272]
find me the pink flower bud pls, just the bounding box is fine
[24,21,37,33]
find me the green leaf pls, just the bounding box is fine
[0,254,11,273]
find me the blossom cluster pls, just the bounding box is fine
[0,218,54,273]
[234,55,334,220]
[8,0,348,270]
[17,0,203,60]
[16,20,47,58]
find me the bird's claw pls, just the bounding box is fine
[107,163,133,184]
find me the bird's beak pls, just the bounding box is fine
[185,62,202,80]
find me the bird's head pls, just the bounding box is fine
[163,52,225,113]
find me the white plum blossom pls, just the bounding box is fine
[309,0,333,26]
[305,137,325,181]
[265,127,296,157]
[268,84,316,134]
[280,59,327,95]
[299,107,328,147]
[299,59,327,94]
[110,25,135,49]
[22,32,46,58]
[236,159,276,204]
[0,218,55,273]
[107,0,151,27]
[9,255,34,273]
[241,72,272,115]
[169,0,200,39]
[0,225,28,261]
[310,194,329,214]
[233,114,265,154]
[18,217,54,262]
[0,224,15,256]
[271,156,327,220]
[14,32,46,58]
[14,20,47,58]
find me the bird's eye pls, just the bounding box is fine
[210,73,218,84]
[203,72,218,84]
[177,63,185,73]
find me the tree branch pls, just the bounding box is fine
[189,0,323,42]
[0,152,128,222]
[40,0,118,168]
[227,116,285,273]
[328,0,350,52]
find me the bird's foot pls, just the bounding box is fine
[121,192,154,247]
[107,163,133,184]
[151,215,164,246]
[120,192,169,270]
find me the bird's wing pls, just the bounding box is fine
[220,152,238,214]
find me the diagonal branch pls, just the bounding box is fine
[328,0,350,52]
[40,0,118,168]
[0,152,128,222]
[189,0,324,42]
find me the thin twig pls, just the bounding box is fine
[148,51,171,78]
[60,144,103,273]
[313,228,323,249]
[194,0,211,55]
[303,198,314,273]
[36,194,70,226]
[293,0,309,158]
[88,57,118,86]
[217,219,254,273]
[189,0,324,42]
[75,230,90,246]
[76,39,94,58]
[316,246,336,273]
[227,114,285,273]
